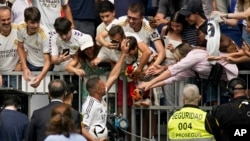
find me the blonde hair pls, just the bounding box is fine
[173,43,193,61]
[237,0,250,12]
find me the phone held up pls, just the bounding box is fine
[62,48,70,55]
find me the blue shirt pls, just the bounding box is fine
[44,133,87,141]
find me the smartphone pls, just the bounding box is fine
[111,39,119,44]
[62,48,70,55]
[148,16,156,22]
[163,36,169,46]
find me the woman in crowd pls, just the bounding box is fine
[45,103,86,141]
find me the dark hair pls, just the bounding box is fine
[108,25,125,38]
[86,77,100,96]
[168,11,186,32]
[76,43,99,63]
[219,34,238,53]
[126,36,138,51]
[54,17,72,35]
[128,2,145,16]
[98,0,114,13]
[3,95,21,108]
[24,7,41,22]
[48,79,67,99]
[64,82,75,100]
[46,103,78,137]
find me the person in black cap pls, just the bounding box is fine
[212,77,250,141]
[179,0,208,46]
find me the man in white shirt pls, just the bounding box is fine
[17,7,50,88]
[32,0,74,31]
[0,6,20,88]
[81,36,129,141]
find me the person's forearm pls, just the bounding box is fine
[149,69,171,87]
[96,31,109,47]
[228,10,249,20]
[17,43,28,70]
[137,50,151,71]
[151,80,166,89]
[153,40,166,65]
[63,5,74,28]
[106,53,126,90]
[37,55,51,80]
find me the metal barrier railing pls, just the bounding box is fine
[1,71,250,141]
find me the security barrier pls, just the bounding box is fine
[0,71,249,141]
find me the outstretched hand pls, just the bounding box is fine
[145,64,166,76]
[138,81,153,91]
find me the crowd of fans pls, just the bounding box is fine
[1,0,250,140]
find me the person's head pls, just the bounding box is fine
[219,34,239,53]
[98,0,115,26]
[48,79,67,100]
[182,84,201,105]
[227,78,247,99]
[127,2,144,31]
[46,103,78,137]
[2,95,21,110]
[169,11,186,34]
[0,6,11,35]
[54,17,72,42]
[76,35,96,60]
[63,82,75,105]
[179,0,205,25]
[108,25,125,45]
[126,36,138,57]
[24,7,41,35]
[86,77,106,99]
[173,43,193,61]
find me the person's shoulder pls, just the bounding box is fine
[70,133,87,141]
[17,22,27,31]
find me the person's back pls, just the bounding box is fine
[44,103,86,141]
[213,78,250,141]
[0,95,29,141]
[168,84,222,141]
[25,79,67,141]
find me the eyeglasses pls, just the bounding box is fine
[127,16,141,21]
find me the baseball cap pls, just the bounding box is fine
[179,0,204,16]
[80,35,94,51]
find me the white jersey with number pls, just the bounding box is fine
[32,0,68,31]
[17,23,50,67]
[106,16,161,45]
[0,24,19,72]
[81,96,107,128]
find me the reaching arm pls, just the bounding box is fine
[135,41,151,72]
[96,30,110,47]
[152,40,166,65]
[65,54,86,77]
[62,4,74,29]
[105,39,129,90]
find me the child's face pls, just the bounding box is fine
[26,20,40,35]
